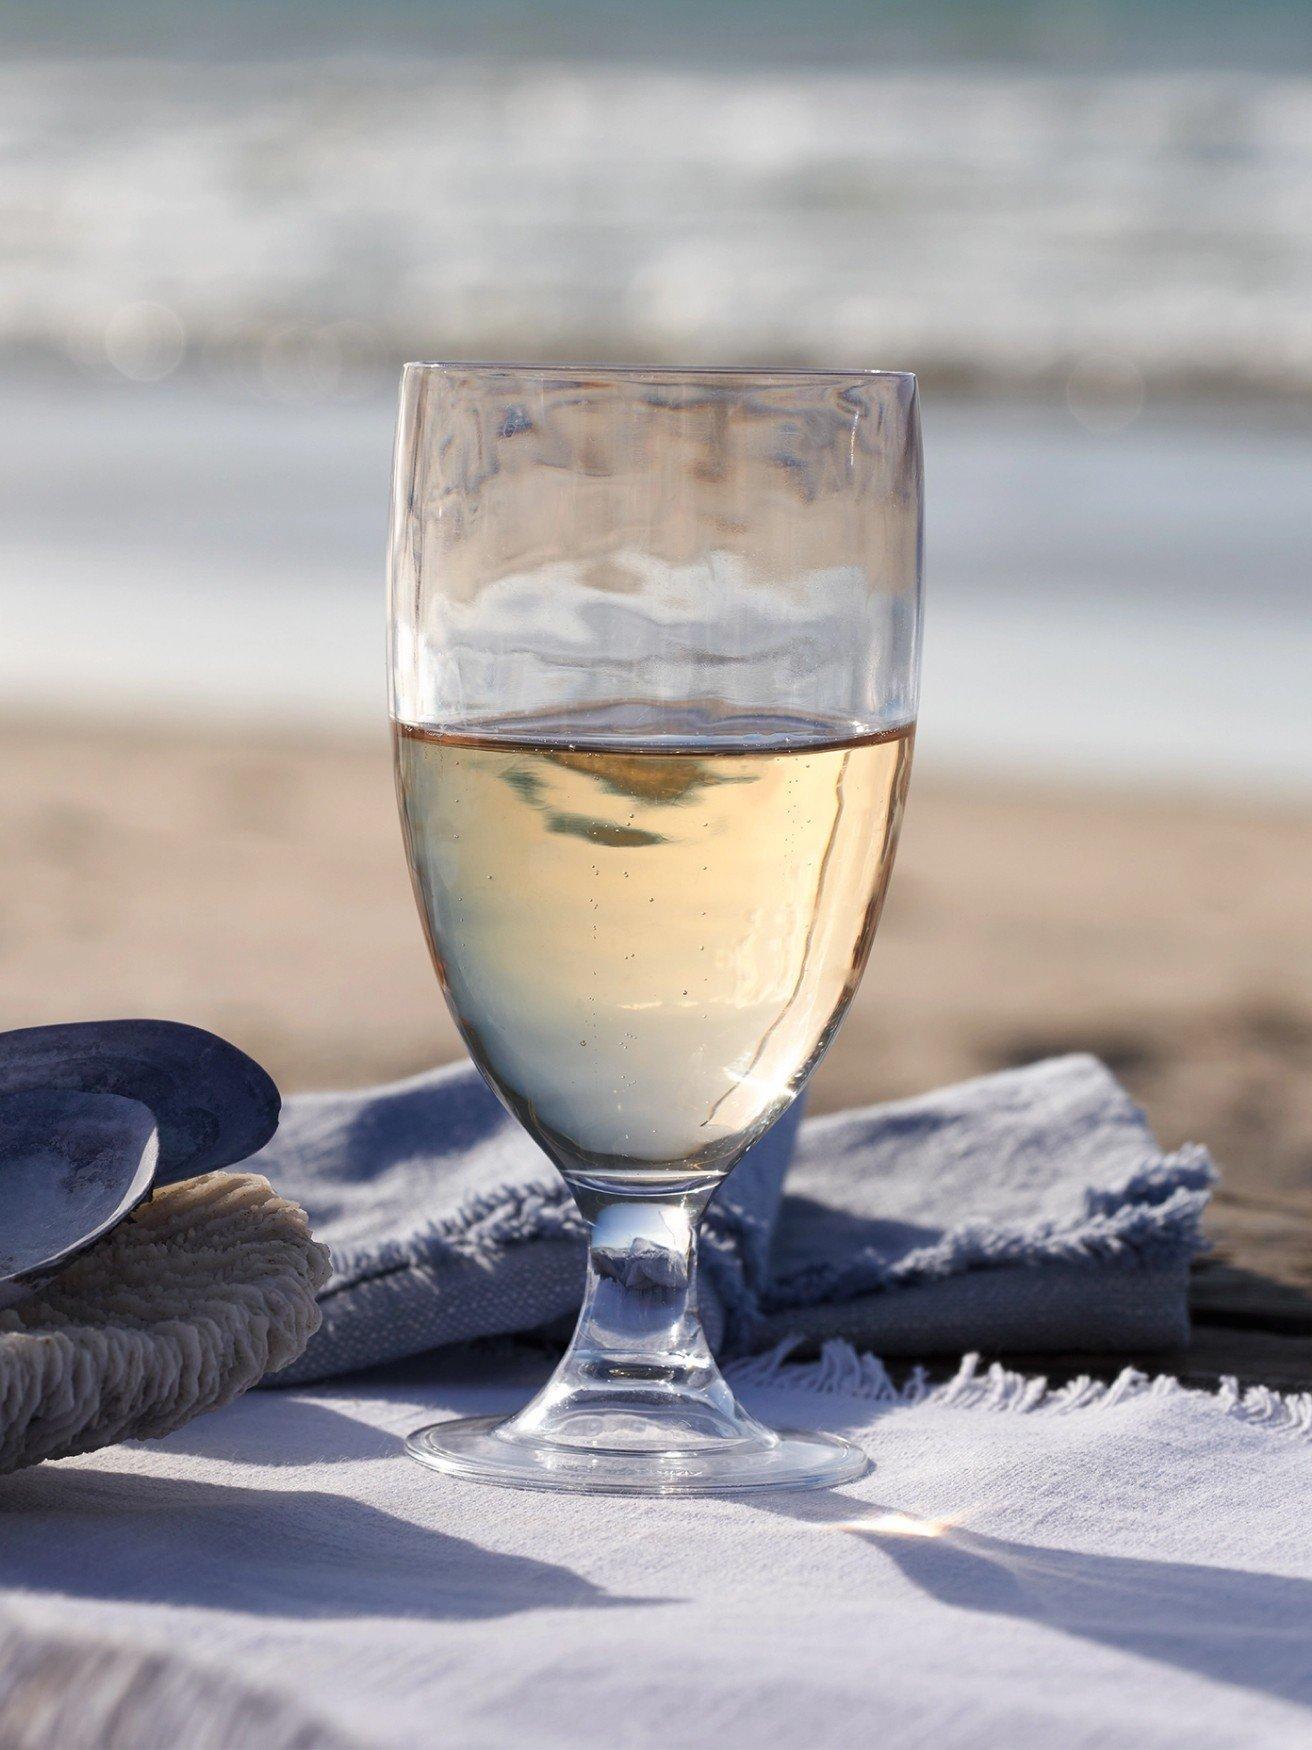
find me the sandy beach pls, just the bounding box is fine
[3,714,1307,1294]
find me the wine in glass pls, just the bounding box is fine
[390,363,922,1493]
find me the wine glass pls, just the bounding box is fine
[389,363,922,1493]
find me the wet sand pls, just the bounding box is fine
[2,715,1309,1291]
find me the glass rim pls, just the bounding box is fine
[401,358,917,386]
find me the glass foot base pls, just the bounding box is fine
[405,1414,870,1496]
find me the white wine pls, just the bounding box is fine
[395,706,913,1189]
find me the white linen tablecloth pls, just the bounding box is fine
[1,1345,1309,1748]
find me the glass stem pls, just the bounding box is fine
[572,1189,714,1385]
[503,1184,764,1451]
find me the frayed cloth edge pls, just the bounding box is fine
[318,1181,762,1304]
[321,1143,1214,1303]
[728,1337,1312,1441]
[765,1146,1215,1310]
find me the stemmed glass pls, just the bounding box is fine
[389,363,922,1493]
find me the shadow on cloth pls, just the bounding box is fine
[333,1070,508,1180]
[752,1491,1312,1712]
[765,1193,940,1292]
[151,1397,401,1467]
[0,1466,657,1622]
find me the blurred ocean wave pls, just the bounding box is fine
[4,56,1311,397]
[2,370,1307,789]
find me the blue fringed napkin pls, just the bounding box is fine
[251,1053,1213,1385]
